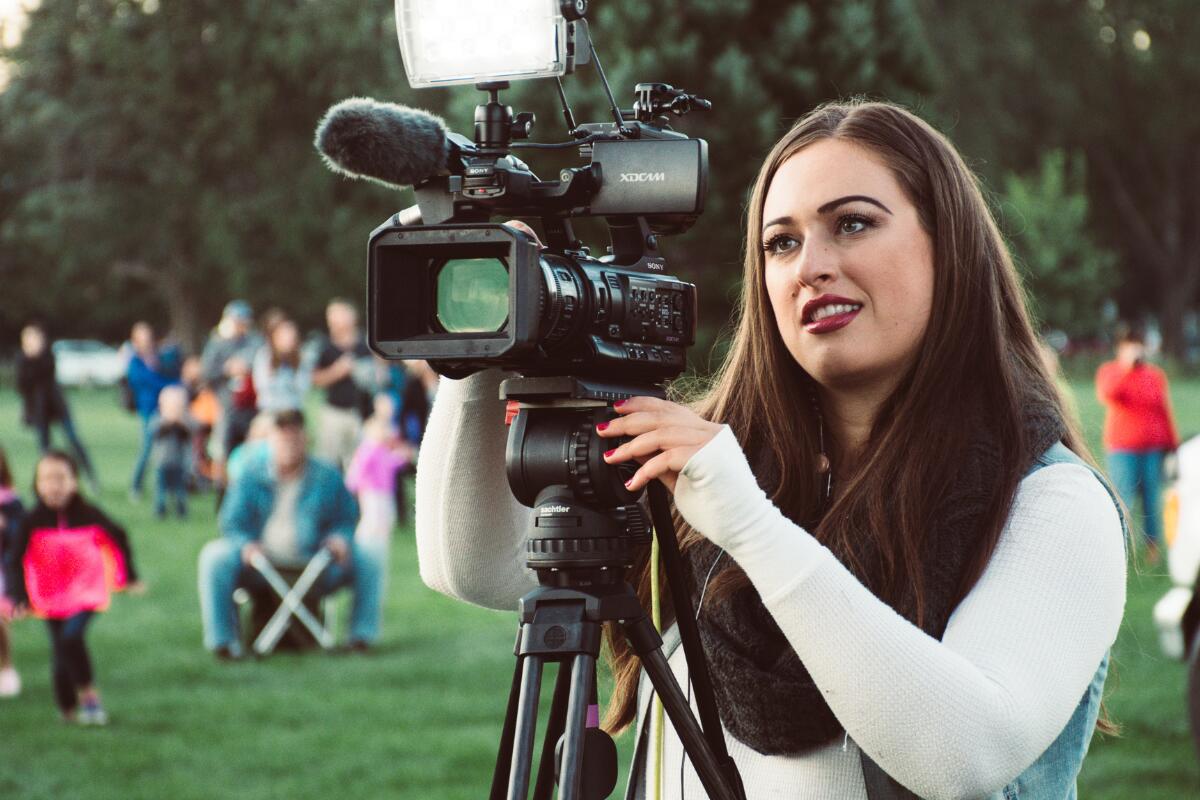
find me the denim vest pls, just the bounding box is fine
[988,442,1125,800]
[626,443,1125,800]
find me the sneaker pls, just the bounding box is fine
[0,667,20,697]
[78,699,108,726]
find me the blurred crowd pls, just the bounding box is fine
[1,299,438,723]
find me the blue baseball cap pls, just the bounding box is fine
[222,300,253,322]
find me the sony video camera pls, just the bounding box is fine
[316,0,710,382]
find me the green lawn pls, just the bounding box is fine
[0,380,1197,798]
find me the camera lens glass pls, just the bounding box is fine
[435,257,510,333]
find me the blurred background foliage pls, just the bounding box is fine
[0,0,1197,364]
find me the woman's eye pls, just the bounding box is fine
[837,215,872,235]
[763,234,799,255]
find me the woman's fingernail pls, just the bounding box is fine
[614,399,627,409]
[624,479,634,488]
[603,448,617,458]
[596,422,609,432]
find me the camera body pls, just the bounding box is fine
[364,109,706,381]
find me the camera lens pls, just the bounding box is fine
[538,259,587,348]
[435,257,510,333]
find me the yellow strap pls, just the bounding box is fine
[650,535,664,800]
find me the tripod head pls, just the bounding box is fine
[502,375,657,585]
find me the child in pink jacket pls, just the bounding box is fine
[345,395,413,587]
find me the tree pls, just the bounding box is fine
[999,150,1117,337]
[921,0,1200,357]
[0,0,420,348]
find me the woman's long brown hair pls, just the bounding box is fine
[601,99,1102,734]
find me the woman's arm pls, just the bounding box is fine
[1095,361,1135,406]
[1158,368,1181,448]
[414,369,538,611]
[675,429,1125,799]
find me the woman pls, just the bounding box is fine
[415,101,1126,798]
[1095,324,1178,565]
[251,317,312,414]
[15,324,100,493]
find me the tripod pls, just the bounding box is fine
[488,377,745,800]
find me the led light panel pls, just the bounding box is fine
[396,0,568,88]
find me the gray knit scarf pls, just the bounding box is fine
[683,405,1066,755]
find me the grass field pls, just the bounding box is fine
[0,380,1198,799]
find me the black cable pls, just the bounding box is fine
[510,133,607,150]
[682,549,725,799]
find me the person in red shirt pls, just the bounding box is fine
[1095,325,1179,563]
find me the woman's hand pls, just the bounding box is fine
[596,396,723,493]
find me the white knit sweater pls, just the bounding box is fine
[415,371,1127,800]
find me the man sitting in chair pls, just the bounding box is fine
[198,409,382,659]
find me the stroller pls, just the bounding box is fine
[1154,434,1200,757]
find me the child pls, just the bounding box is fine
[150,385,192,519]
[182,355,219,491]
[345,395,412,581]
[0,445,26,697]
[4,451,142,724]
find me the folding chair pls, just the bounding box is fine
[246,549,337,656]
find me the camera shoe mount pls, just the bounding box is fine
[490,376,745,800]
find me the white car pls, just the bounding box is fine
[1154,435,1200,750]
[52,339,126,386]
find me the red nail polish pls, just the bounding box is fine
[596,422,609,432]
[614,399,627,409]
[604,448,617,458]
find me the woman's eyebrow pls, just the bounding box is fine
[817,195,893,215]
[762,195,894,234]
[761,215,794,233]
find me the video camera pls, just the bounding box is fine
[316,5,744,799]
[315,0,710,382]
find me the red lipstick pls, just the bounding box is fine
[802,294,863,334]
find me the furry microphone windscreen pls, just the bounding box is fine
[315,97,452,189]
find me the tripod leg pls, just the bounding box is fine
[558,653,596,800]
[626,622,739,800]
[491,657,527,800]
[532,662,572,800]
[508,654,546,800]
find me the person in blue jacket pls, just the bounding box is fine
[197,410,382,659]
[126,322,181,501]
